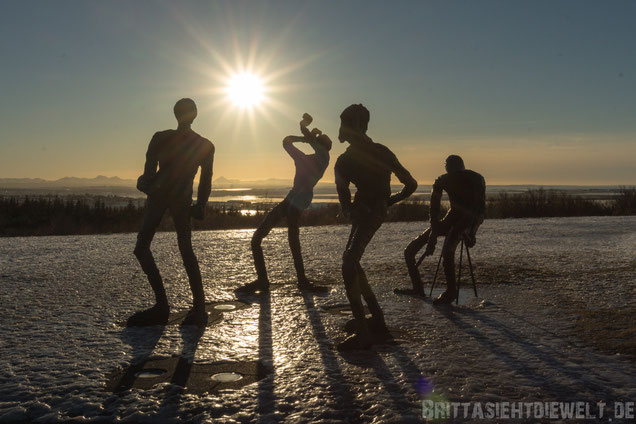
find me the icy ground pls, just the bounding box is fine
[1,216,635,423]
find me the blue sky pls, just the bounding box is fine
[1,0,635,184]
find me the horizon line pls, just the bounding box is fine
[0,175,634,188]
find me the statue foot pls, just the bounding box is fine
[234,279,270,295]
[126,304,169,327]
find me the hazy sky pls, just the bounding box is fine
[1,0,635,185]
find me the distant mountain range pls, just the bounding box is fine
[0,176,625,192]
[0,176,135,188]
[0,176,300,189]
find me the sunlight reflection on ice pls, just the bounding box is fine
[0,217,635,422]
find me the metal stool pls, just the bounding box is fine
[423,238,478,304]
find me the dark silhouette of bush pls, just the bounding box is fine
[486,188,614,219]
[0,187,633,237]
[613,186,636,216]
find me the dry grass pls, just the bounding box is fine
[572,308,636,361]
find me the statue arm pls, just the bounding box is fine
[137,133,160,193]
[196,143,214,207]
[335,161,352,218]
[429,178,443,225]
[388,155,417,206]
[282,136,306,161]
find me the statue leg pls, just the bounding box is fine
[171,200,204,310]
[133,195,169,309]
[286,205,307,284]
[403,228,431,291]
[339,215,383,349]
[251,201,287,283]
[129,195,170,326]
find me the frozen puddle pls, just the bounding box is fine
[106,357,267,394]
[211,372,243,382]
[1,217,635,422]
[118,301,248,327]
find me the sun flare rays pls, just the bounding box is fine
[164,6,331,142]
[225,72,264,109]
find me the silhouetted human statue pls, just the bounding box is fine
[397,155,485,304]
[235,113,332,295]
[335,104,418,350]
[128,98,214,327]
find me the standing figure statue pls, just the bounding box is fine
[398,155,485,304]
[129,98,214,327]
[235,114,332,295]
[335,104,417,350]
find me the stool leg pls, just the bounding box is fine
[456,239,463,304]
[465,244,478,297]
[429,252,443,297]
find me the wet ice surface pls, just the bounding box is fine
[1,216,635,423]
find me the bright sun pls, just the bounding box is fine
[226,73,264,108]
